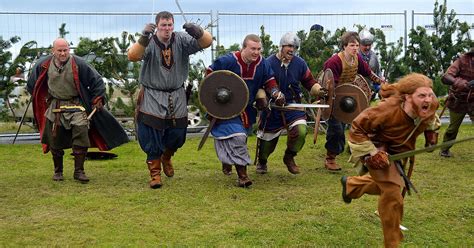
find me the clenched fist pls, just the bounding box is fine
[183,23,204,39]
[364,150,390,170]
[142,23,156,36]
[271,90,286,106]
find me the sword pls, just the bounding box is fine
[197,117,216,151]
[270,103,329,111]
[388,136,474,162]
[175,0,189,23]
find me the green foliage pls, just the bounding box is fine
[405,0,472,96]
[298,28,341,74]
[215,43,240,58]
[260,25,278,57]
[188,59,207,114]
[58,23,69,39]
[75,32,139,117]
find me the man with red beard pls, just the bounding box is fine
[322,31,385,171]
[341,73,440,248]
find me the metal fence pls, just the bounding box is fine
[0,10,473,66]
[412,11,474,37]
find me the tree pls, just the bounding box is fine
[0,36,21,120]
[259,25,278,57]
[405,0,472,96]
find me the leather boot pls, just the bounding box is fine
[72,146,89,183]
[255,159,267,174]
[235,165,252,187]
[222,163,232,175]
[161,149,175,177]
[51,149,64,181]
[283,150,300,174]
[147,159,162,189]
[325,150,341,171]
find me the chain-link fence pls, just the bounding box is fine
[2,10,473,66]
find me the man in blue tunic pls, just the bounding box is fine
[206,34,285,187]
[128,11,213,189]
[255,32,322,175]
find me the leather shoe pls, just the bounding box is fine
[341,176,352,204]
[439,150,452,158]
[256,162,267,174]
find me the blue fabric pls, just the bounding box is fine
[137,121,187,161]
[325,116,346,155]
[208,52,275,138]
[210,116,246,138]
[259,55,308,132]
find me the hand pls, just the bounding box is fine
[142,23,156,36]
[453,79,469,91]
[424,130,438,152]
[183,23,204,39]
[310,83,324,97]
[255,98,268,110]
[468,80,474,89]
[364,150,390,170]
[271,90,286,106]
[92,97,104,111]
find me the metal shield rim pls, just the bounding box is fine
[198,70,249,119]
[332,84,369,124]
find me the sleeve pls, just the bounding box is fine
[262,61,278,92]
[26,57,49,95]
[299,60,317,91]
[357,54,373,77]
[77,58,106,103]
[441,58,461,85]
[347,106,383,162]
[26,64,40,95]
[323,55,342,84]
[179,32,202,56]
[206,55,226,76]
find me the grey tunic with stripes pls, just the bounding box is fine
[138,32,202,123]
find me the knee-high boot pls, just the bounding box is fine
[147,159,162,189]
[161,149,175,177]
[235,165,252,187]
[51,149,64,181]
[283,149,300,174]
[325,150,341,171]
[72,146,89,183]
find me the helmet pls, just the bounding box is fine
[280,32,301,50]
[310,24,324,32]
[359,29,374,45]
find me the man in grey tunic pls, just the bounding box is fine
[359,29,384,100]
[128,11,213,189]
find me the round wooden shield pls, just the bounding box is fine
[318,69,335,120]
[198,70,249,119]
[332,84,369,124]
[352,74,372,102]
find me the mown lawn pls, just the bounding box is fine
[1,124,473,247]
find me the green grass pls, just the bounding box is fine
[1,124,473,247]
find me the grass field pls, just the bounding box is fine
[1,124,473,247]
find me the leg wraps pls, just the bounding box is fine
[286,124,307,154]
[258,137,279,164]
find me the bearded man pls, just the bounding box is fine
[341,73,440,248]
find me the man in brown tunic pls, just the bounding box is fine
[439,47,474,157]
[341,73,440,247]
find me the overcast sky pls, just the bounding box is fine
[0,0,472,14]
